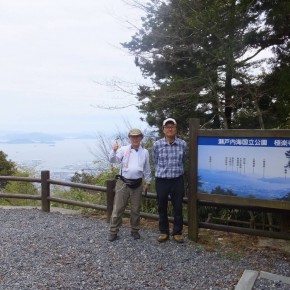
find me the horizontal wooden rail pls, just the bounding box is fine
[199,222,290,240]
[197,192,290,212]
[0,176,40,183]
[122,208,188,226]
[145,191,188,204]
[48,179,106,192]
[48,196,107,211]
[0,192,40,200]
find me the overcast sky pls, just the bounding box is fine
[0,0,148,136]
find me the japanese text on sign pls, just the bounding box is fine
[217,138,290,147]
[218,138,267,146]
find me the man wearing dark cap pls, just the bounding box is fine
[108,128,151,241]
[153,118,187,243]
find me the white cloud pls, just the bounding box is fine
[0,0,147,134]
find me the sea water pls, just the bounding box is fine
[0,138,100,180]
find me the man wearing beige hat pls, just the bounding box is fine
[108,128,151,241]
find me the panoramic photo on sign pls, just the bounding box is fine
[198,136,290,201]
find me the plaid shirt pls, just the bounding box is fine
[153,137,187,178]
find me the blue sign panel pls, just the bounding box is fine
[198,137,290,201]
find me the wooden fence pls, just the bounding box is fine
[0,170,290,241]
[0,170,176,224]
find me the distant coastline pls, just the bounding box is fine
[0,132,96,145]
[0,135,100,181]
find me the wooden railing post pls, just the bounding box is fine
[106,179,116,223]
[41,170,50,212]
[281,211,290,233]
[188,118,199,242]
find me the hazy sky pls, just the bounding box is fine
[0,0,148,135]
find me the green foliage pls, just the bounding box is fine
[198,205,281,231]
[0,151,17,189]
[94,170,118,186]
[0,166,40,206]
[123,0,290,131]
[51,187,107,215]
[53,188,106,204]
[141,197,158,214]
[70,170,97,184]
[70,168,119,187]
[5,171,38,195]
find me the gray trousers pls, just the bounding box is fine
[110,179,143,234]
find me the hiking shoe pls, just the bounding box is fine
[157,234,169,243]
[108,233,118,242]
[173,234,184,243]
[131,232,140,240]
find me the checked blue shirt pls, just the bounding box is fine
[153,137,188,178]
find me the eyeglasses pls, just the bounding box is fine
[163,126,176,130]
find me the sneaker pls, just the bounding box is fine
[173,234,184,243]
[108,233,118,242]
[131,232,140,240]
[157,233,169,243]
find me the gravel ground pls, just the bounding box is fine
[0,208,289,290]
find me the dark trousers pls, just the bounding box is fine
[155,175,184,235]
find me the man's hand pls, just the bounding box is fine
[113,142,119,152]
[143,184,150,196]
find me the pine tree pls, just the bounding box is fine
[123,0,289,131]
